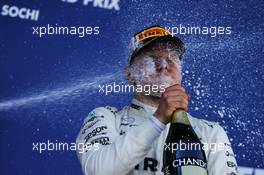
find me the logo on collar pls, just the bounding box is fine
[131,103,144,110]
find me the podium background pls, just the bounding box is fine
[0,0,263,174]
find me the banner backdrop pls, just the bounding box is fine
[0,0,263,174]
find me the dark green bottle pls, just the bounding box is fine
[163,110,208,175]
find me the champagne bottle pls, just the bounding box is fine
[163,110,208,175]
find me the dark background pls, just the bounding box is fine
[0,0,263,174]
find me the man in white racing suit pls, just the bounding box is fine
[76,26,238,175]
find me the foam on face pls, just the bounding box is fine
[129,46,182,97]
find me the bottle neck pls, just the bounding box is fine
[171,110,191,125]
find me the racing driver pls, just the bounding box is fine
[76,26,238,175]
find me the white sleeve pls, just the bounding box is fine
[207,125,238,175]
[76,107,162,175]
